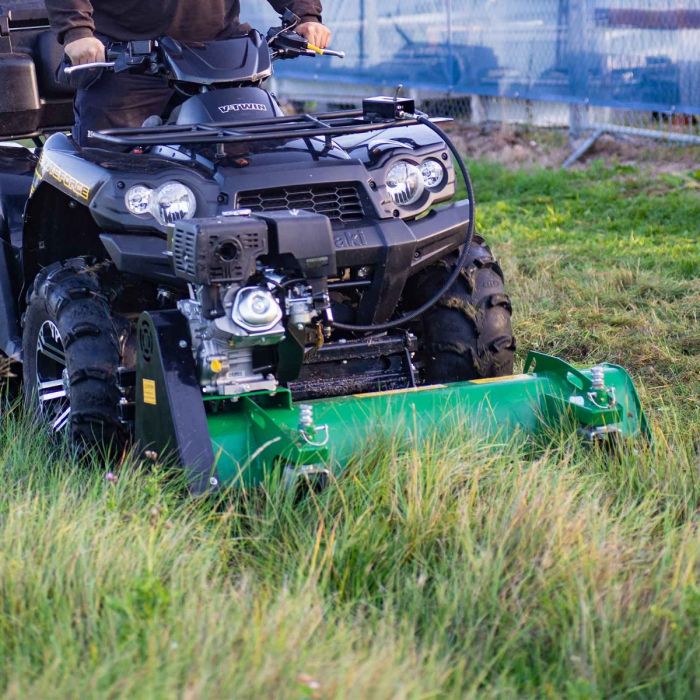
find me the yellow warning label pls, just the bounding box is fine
[143,379,157,405]
[469,374,532,385]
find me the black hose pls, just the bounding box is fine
[333,114,476,333]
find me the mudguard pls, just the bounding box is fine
[0,143,36,358]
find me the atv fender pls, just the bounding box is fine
[0,144,36,358]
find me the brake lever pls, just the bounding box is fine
[307,45,345,59]
[63,61,116,76]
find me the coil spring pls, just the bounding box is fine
[299,404,314,430]
[590,366,605,391]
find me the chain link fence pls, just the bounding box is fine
[245,0,700,150]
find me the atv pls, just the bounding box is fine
[0,7,647,493]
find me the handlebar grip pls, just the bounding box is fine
[64,61,116,75]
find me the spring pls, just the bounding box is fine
[590,366,606,391]
[299,404,314,429]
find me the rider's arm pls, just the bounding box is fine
[267,0,323,25]
[268,0,331,49]
[45,0,96,45]
[46,0,104,65]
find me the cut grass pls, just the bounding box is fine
[1,162,699,699]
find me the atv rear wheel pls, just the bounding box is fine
[22,259,124,449]
[408,235,516,383]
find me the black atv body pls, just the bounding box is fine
[0,6,514,459]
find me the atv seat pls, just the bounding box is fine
[0,5,74,139]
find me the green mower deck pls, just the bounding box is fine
[205,351,649,488]
[135,313,648,493]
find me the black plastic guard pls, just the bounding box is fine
[135,310,220,496]
[0,239,21,358]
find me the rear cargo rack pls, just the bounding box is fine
[89,110,422,148]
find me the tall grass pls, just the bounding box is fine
[1,162,699,698]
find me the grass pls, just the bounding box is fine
[1,161,699,699]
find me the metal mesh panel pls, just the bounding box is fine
[243,0,700,122]
[237,183,366,225]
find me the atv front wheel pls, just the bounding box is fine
[408,235,516,383]
[22,259,123,449]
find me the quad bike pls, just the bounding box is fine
[0,7,647,493]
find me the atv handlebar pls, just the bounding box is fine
[267,28,345,60]
[63,17,343,78]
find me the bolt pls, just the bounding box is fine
[368,179,377,190]
[116,180,125,189]
[296,323,305,331]
[441,152,449,160]
[178,339,188,349]
[209,477,219,487]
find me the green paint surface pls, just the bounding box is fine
[207,352,647,486]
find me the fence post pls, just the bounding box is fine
[360,0,379,73]
[446,0,455,89]
[567,0,590,140]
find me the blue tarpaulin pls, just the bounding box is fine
[244,0,700,115]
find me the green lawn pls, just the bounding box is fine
[1,161,699,699]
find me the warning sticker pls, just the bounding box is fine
[143,379,157,405]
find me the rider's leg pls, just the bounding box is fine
[73,70,173,146]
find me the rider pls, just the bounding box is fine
[45,0,331,145]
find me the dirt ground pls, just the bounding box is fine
[448,123,700,174]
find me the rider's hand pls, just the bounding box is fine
[296,22,332,50]
[65,36,106,66]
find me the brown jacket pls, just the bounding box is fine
[46,0,323,45]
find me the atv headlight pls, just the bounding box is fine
[151,182,197,225]
[386,160,424,206]
[420,158,446,189]
[125,185,154,216]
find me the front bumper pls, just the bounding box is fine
[328,199,469,323]
[100,199,469,322]
[330,199,468,270]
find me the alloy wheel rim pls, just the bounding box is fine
[35,320,71,433]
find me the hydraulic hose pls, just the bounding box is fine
[333,114,476,333]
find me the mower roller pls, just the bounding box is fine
[0,8,648,494]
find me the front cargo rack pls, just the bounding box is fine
[88,109,424,148]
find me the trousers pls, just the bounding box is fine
[73,69,174,145]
